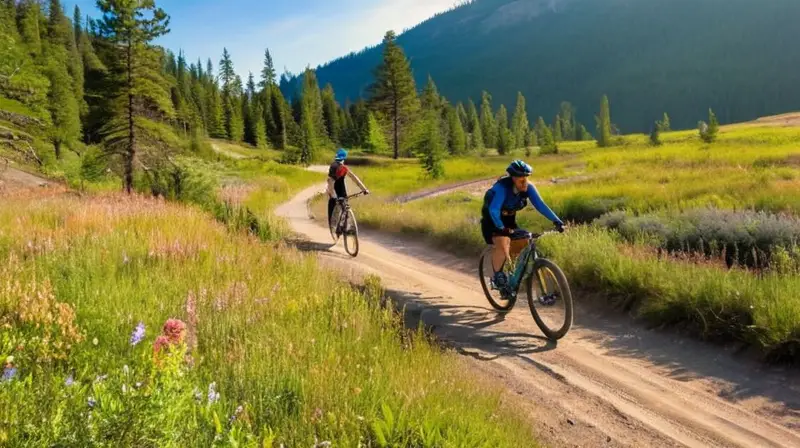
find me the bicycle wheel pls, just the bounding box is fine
[525,258,573,340]
[343,208,359,257]
[329,203,344,243]
[478,247,516,311]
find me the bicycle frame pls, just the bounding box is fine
[334,191,365,232]
[504,242,538,296]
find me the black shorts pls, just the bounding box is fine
[481,212,517,245]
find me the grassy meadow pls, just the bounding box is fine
[336,125,800,362]
[0,152,537,446]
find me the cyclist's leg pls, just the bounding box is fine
[327,197,336,226]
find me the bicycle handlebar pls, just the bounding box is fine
[336,191,367,201]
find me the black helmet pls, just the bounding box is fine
[507,160,533,177]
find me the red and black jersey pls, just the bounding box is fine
[328,161,349,197]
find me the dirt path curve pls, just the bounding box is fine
[277,180,800,448]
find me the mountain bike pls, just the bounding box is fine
[329,192,365,257]
[478,229,574,340]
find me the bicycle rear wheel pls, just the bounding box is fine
[478,247,516,311]
[343,208,359,257]
[525,258,573,340]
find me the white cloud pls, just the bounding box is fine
[233,0,454,78]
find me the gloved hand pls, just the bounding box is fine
[554,221,565,233]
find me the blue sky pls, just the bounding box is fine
[65,0,453,80]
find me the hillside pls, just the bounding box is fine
[290,0,800,132]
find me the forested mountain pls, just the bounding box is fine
[285,0,800,132]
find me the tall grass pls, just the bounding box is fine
[0,191,536,446]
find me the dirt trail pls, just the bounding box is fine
[277,180,800,448]
[0,164,53,192]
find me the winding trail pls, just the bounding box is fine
[276,177,800,448]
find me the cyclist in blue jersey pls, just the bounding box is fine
[481,160,565,290]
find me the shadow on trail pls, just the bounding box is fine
[386,288,557,361]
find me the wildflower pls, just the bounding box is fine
[2,367,17,382]
[123,365,130,375]
[122,252,130,264]
[122,384,127,394]
[229,405,244,424]
[135,382,142,388]
[92,338,98,346]
[87,397,96,408]
[153,335,170,355]
[130,322,145,346]
[94,374,108,383]
[207,382,220,404]
[193,388,203,402]
[65,375,75,387]
[162,319,186,344]
[5,356,13,364]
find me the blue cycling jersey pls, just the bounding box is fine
[483,177,562,230]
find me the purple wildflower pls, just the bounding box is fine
[207,382,220,404]
[2,367,17,382]
[130,322,145,346]
[65,375,75,387]
[229,405,244,424]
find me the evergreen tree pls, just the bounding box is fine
[299,99,315,165]
[18,0,43,57]
[368,30,419,159]
[96,0,172,193]
[701,108,719,143]
[470,114,484,151]
[596,94,612,147]
[44,54,81,158]
[650,122,662,146]
[480,91,496,148]
[553,114,563,142]
[1,1,48,114]
[466,99,479,133]
[511,92,529,149]
[259,49,276,145]
[538,117,558,155]
[301,67,326,144]
[559,102,576,140]
[365,112,388,153]
[252,98,267,148]
[243,72,259,145]
[260,48,276,86]
[218,48,244,140]
[420,75,441,111]
[417,111,445,179]
[456,102,468,131]
[321,83,340,143]
[658,112,671,132]
[445,105,466,155]
[495,104,510,154]
[268,84,288,149]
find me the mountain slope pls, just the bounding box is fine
[292,0,800,132]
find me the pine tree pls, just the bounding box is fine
[18,0,43,57]
[559,102,576,140]
[417,111,445,179]
[658,112,671,132]
[480,91,496,149]
[368,30,419,159]
[596,95,612,148]
[259,49,277,145]
[44,55,81,158]
[260,48,276,87]
[650,122,662,146]
[456,102,468,131]
[470,115,484,152]
[512,92,529,149]
[1,1,48,114]
[701,108,719,143]
[553,114,563,142]
[321,83,340,143]
[365,112,388,153]
[445,105,466,155]
[538,117,558,155]
[301,68,326,144]
[96,0,172,193]
[268,84,288,149]
[466,99,479,133]
[243,72,259,145]
[420,75,441,111]
[218,48,244,141]
[495,104,510,155]
[299,100,315,165]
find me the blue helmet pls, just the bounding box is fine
[507,160,533,177]
[334,148,348,162]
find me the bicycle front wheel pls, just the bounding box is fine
[525,258,573,340]
[343,208,359,257]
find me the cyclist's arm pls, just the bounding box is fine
[526,183,563,224]
[346,170,368,193]
[326,177,336,198]
[488,183,506,230]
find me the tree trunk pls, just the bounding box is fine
[392,97,399,160]
[53,140,61,160]
[125,38,135,194]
